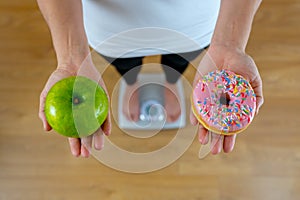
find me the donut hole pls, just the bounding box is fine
[220,92,231,106]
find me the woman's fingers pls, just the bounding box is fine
[194,114,235,154]
[93,129,104,150]
[251,78,264,114]
[68,138,81,157]
[198,128,237,154]
[255,86,264,114]
[80,145,90,158]
[81,135,93,157]
[191,108,209,145]
[190,109,199,126]
[68,131,104,158]
[210,133,223,155]
[223,134,237,153]
[39,92,52,131]
[252,81,264,114]
[256,95,264,114]
[198,125,209,145]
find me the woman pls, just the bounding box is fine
[38,0,264,157]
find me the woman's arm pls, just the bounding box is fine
[191,0,263,155]
[37,0,90,68]
[37,0,110,157]
[211,0,262,52]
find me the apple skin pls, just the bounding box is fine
[45,76,109,138]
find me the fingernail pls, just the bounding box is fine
[204,134,209,144]
[256,108,260,115]
[199,135,203,144]
[72,151,79,157]
[95,143,104,150]
[104,129,110,136]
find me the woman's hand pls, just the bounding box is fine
[39,62,111,158]
[190,44,264,154]
[37,0,111,157]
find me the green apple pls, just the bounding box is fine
[45,76,109,138]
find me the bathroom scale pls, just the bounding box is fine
[117,73,186,130]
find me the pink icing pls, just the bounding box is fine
[192,70,256,134]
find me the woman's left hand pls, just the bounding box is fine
[190,44,264,154]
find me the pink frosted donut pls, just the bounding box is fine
[191,69,256,135]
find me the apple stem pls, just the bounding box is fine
[73,97,80,105]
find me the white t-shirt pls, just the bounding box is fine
[82,0,220,58]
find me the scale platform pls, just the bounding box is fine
[118,73,186,130]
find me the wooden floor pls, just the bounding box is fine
[1,0,300,199]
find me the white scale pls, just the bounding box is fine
[118,73,186,130]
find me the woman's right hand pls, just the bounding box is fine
[39,62,111,158]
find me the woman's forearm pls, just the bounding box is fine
[37,0,90,68]
[211,0,262,51]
